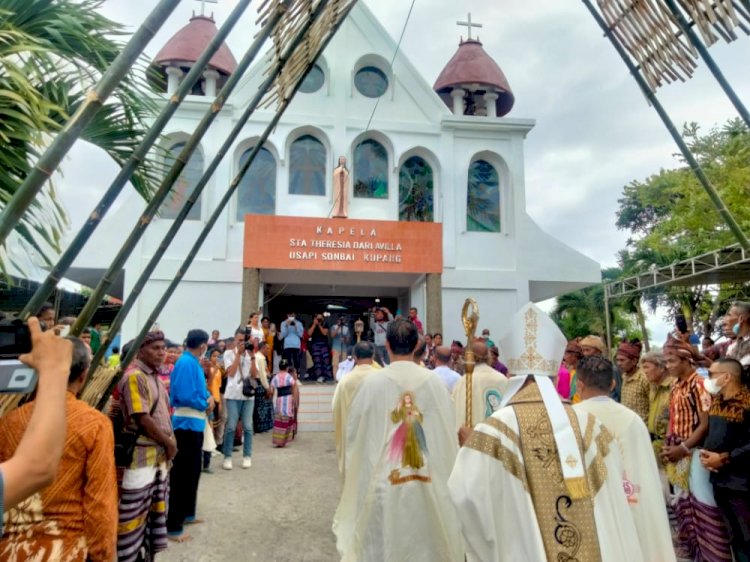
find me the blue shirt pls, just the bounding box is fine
[280,318,304,349]
[170,351,209,432]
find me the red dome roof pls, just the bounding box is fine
[433,39,514,117]
[154,15,237,76]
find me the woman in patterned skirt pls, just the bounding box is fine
[271,362,298,447]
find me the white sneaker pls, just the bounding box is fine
[242,457,252,469]
[222,458,233,470]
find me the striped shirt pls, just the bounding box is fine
[118,361,173,469]
[668,371,711,441]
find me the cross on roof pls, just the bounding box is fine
[195,0,218,17]
[457,13,483,41]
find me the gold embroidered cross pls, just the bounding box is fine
[565,455,578,469]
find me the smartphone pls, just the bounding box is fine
[0,360,38,393]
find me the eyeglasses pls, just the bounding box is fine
[708,370,730,378]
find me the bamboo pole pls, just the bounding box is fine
[461,299,479,428]
[86,1,306,372]
[0,0,181,248]
[104,0,356,409]
[20,0,254,321]
[70,2,290,338]
[663,0,750,128]
[581,0,750,251]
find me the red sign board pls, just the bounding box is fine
[243,215,442,274]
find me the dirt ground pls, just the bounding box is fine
[159,432,340,562]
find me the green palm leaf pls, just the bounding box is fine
[0,0,162,274]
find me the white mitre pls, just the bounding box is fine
[498,302,590,499]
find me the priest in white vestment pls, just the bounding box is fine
[573,355,675,562]
[452,340,509,431]
[333,319,464,562]
[449,303,644,562]
[332,341,378,476]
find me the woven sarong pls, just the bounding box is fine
[272,414,295,447]
[669,452,732,562]
[117,463,169,562]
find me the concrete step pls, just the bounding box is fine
[297,383,335,432]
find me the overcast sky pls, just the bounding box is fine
[49,0,750,340]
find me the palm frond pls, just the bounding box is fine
[0,0,162,274]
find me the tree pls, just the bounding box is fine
[0,0,162,274]
[614,119,750,336]
[551,268,639,345]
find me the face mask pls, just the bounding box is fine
[733,323,741,335]
[704,377,724,396]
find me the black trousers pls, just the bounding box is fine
[282,347,300,373]
[166,429,203,534]
[714,485,750,562]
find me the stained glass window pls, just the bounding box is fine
[399,156,433,222]
[289,135,326,196]
[161,141,202,220]
[299,64,325,94]
[236,147,276,220]
[354,66,388,98]
[353,139,388,199]
[467,160,500,232]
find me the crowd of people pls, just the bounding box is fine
[0,300,749,561]
[0,306,311,560]
[332,302,750,562]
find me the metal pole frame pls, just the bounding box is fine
[662,0,750,128]
[581,0,750,251]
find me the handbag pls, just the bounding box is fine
[242,375,258,397]
[114,375,160,467]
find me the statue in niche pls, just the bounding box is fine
[332,155,349,218]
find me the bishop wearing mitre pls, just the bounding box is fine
[449,303,644,562]
[333,319,464,562]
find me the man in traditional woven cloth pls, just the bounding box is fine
[661,336,732,561]
[449,303,641,561]
[617,339,650,423]
[114,331,176,562]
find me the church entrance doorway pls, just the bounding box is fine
[266,291,400,345]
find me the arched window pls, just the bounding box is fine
[161,141,203,220]
[399,156,433,222]
[467,160,500,232]
[289,135,326,195]
[236,146,276,220]
[353,139,388,199]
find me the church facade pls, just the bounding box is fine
[74,4,599,343]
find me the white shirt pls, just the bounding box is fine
[433,364,461,392]
[223,348,253,401]
[247,325,264,343]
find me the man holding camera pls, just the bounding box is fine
[369,306,393,366]
[0,335,118,561]
[221,329,255,470]
[280,312,304,373]
[331,317,351,374]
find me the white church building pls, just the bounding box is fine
[72,3,600,343]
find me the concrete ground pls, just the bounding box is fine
[160,432,340,562]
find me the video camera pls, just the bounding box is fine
[0,316,38,393]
